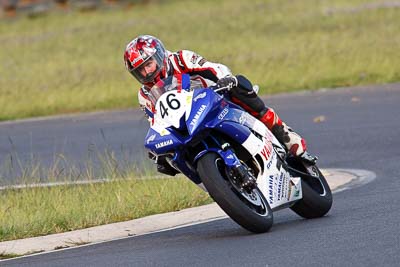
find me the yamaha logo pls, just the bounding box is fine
[155,139,173,149]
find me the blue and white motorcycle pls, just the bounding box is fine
[144,74,332,233]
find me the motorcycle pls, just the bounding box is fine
[144,74,332,233]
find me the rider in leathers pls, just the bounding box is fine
[124,35,307,176]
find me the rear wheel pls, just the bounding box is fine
[289,162,333,218]
[197,153,273,233]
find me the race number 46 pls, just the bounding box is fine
[158,93,181,119]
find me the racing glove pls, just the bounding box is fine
[216,75,238,90]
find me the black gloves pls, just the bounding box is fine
[216,75,238,90]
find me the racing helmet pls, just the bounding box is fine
[124,35,168,84]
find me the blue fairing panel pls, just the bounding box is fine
[187,89,222,135]
[205,105,257,144]
[144,128,182,154]
[213,120,251,144]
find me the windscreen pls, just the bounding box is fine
[147,74,194,105]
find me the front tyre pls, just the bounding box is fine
[197,153,273,233]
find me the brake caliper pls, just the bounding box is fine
[231,165,257,192]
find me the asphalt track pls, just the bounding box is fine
[0,109,150,185]
[1,83,400,266]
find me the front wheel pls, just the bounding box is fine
[197,153,273,233]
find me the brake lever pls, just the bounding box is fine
[213,85,231,93]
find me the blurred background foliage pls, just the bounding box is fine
[0,0,399,121]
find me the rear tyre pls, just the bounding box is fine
[197,153,273,233]
[290,164,333,218]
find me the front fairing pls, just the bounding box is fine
[145,127,182,154]
[186,89,223,135]
[145,88,223,154]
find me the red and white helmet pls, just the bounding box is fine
[124,35,168,84]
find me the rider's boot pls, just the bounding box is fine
[258,108,307,156]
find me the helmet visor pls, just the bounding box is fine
[128,53,164,84]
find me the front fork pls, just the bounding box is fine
[218,144,257,192]
[169,143,257,191]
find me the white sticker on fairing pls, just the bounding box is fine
[266,169,291,208]
[218,107,229,120]
[153,90,193,131]
[146,134,156,144]
[241,129,298,209]
[288,177,302,201]
[194,92,207,102]
[241,133,264,155]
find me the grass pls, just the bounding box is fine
[0,0,399,120]
[0,176,212,242]
[0,252,21,260]
[0,146,211,242]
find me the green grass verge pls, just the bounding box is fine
[0,176,212,242]
[1,0,400,120]
[0,252,21,260]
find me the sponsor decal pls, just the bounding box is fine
[268,175,274,203]
[266,160,272,169]
[198,58,207,66]
[239,113,247,124]
[260,141,273,161]
[175,54,185,68]
[194,92,207,102]
[266,151,276,169]
[277,172,284,201]
[218,108,229,120]
[146,134,156,144]
[131,55,144,66]
[190,53,200,64]
[155,139,173,149]
[220,100,228,107]
[160,129,169,136]
[288,180,294,200]
[190,104,207,126]
[281,171,289,200]
[289,179,301,198]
